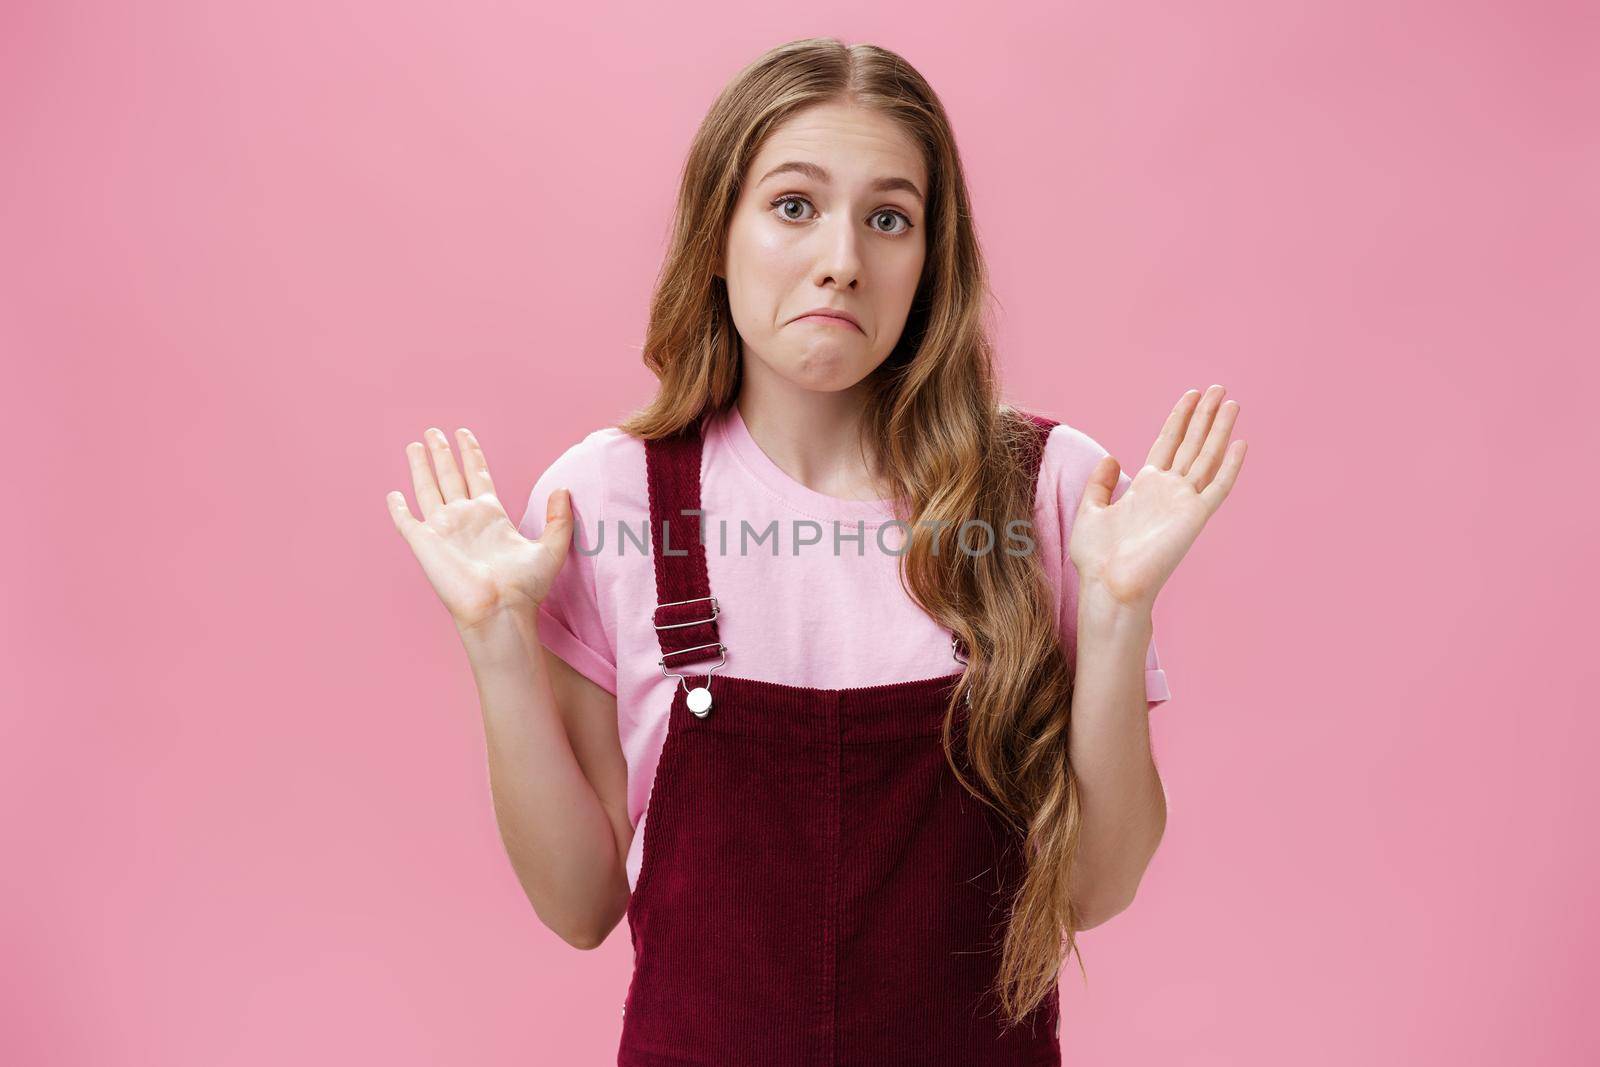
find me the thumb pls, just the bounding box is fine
[1078,455,1120,515]
[539,488,575,565]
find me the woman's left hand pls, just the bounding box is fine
[1068,385,1248,613]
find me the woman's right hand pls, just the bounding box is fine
[386,426,573,635]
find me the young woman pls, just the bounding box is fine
[387,37,1245,1065]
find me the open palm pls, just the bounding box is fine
[1068,385,1247,612]
[385,426,573,634]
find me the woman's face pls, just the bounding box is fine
[720,101,928,394]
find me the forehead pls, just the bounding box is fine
[746,102,926,189]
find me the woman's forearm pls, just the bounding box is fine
[458,608,629,949]
[1065,582,1168,928]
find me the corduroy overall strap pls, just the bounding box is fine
[644,417,724,668]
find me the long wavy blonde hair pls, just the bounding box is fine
[617,37,1085,1026]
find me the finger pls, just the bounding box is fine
[1078,454,1119,514]
[425,427,469,503]
[1172,384,1226,476]
[456,427,499,500]
[1187,399,1240,489]
[386,490,423,545]
[1199,439,1247,511]
[1145,390,1202,471]
[539,488,575,569]
[406,440,445,518]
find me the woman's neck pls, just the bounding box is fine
[733,383,889,503]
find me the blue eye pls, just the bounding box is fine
[770,195,915,237]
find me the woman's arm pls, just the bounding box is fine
[1064,584,1166,929]
[1061,385,1248,928]
[387,425,630,951]
[460,607,630,950]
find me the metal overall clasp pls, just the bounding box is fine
[655,595,727,717]
[952,633,972,707]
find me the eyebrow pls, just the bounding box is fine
[756,160,924,204]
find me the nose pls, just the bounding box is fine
[812,213,863,291]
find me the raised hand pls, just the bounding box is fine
[1068,385,1247,613]
[386,427,574,634]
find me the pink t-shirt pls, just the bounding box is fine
[518,404,1171,891]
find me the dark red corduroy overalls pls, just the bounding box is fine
[618,412,1062,1066]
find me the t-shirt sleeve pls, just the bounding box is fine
[1047,424,1173,709]
[516,437,617,696]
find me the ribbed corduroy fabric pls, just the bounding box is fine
[619,411,1063,1067]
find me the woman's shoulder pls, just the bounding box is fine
[1024,412,1139,524]
[1004,407,1114,473]
[1041,418,1116,467]
[541,423,644,471]
[1022,412,1130,513]
[525,424,650,523]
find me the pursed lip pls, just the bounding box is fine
[789,307,863,332]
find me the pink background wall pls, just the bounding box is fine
[4,2,1595,1063]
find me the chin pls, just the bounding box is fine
[777,349,880,392]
